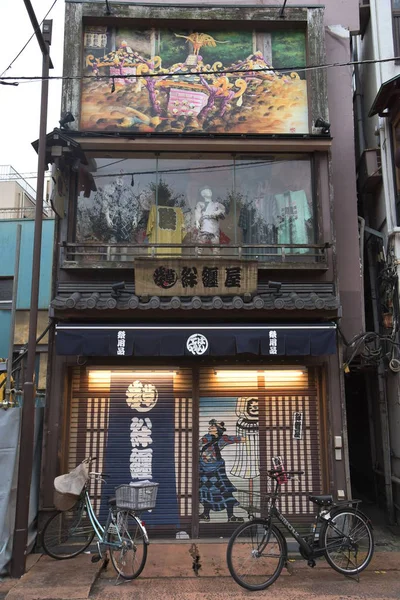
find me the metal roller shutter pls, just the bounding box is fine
[198,367,322,538]
[67,365,323,539]
[67,367,193,538]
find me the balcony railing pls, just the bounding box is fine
[61,242,330,269]
[0,207,54,220]
[0,165,38,200]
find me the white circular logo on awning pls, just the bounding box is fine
[186,333,209,355]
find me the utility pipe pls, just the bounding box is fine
[366,232,395,523]
[10,10,52,578]
[5,224,21,407]
[373,468,400,486]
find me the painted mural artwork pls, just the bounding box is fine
[199,397,263,524]
[231,397,260,480]
[81,27,308,134]
[199,419,245,523]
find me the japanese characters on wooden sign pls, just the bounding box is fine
[135,259,258,296]
[293,412,303,440]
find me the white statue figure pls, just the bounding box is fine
[195,186,225,254]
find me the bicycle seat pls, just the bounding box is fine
[108,497,116,506]
[308,494,334,506]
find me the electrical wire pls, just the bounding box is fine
[0,159,298,180]
[0,0,59,78]
[1,53,400,84]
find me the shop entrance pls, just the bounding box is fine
[66,365,324,539]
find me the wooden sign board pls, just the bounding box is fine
[135,259,258,297]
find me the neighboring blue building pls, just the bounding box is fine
[0,167,54,574]
[0,218,55,374]
[0,167,54,391]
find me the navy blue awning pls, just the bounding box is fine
[55,323,337,357]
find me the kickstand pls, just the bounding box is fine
[114,559,132,587]
[114,573,131,586]
[345,570,360,583]
[285,560,294,575]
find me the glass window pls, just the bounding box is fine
[75,153,316,259]
[235,155,314,257]
[77,157,157,245]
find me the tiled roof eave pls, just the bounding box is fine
[51,292,340,312]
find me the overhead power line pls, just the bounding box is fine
[0,0,59,78]
[1,54,399,85]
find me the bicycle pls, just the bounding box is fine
[227,462,374,591]
[41,457,158,580]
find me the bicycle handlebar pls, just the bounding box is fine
[89,471,110,480]
[267,469,304,479]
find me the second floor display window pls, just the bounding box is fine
[76,154,316,259]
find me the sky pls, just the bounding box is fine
[0,0,65,185]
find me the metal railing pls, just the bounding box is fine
[0,207,53,220]
[1,390,46,410]
[0,165,54,216]
[61,242,330,267]
[0,165,37,200]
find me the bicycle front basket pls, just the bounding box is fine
[236,482,274,516]
[115,482,159,511]
[53,489,79,511]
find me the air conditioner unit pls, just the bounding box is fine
[358,148,382,192]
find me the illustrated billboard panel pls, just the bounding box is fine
[81,27,308,134]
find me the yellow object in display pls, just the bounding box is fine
[146,205,185,255]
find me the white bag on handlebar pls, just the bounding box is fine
[54,459,90,496]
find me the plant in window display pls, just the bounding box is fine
[77,173,147,244]
[146,179,185,208]
[238,179,278,247]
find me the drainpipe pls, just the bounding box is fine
[4,224,21,407]
[373,468,400,486]
[352,36,366,158]
[371,0,397,231]
[366,235,395,524]
[358,217,366,333]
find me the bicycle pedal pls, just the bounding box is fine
[91,554,102,563]
[307,559,316,568]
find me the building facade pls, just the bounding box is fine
[352,0,400,524]
[41,0,362,543]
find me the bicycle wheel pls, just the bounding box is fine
[227,520,285,591]
[108,510,148,580]
[42,503,95,559]
[320,507,374,575]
